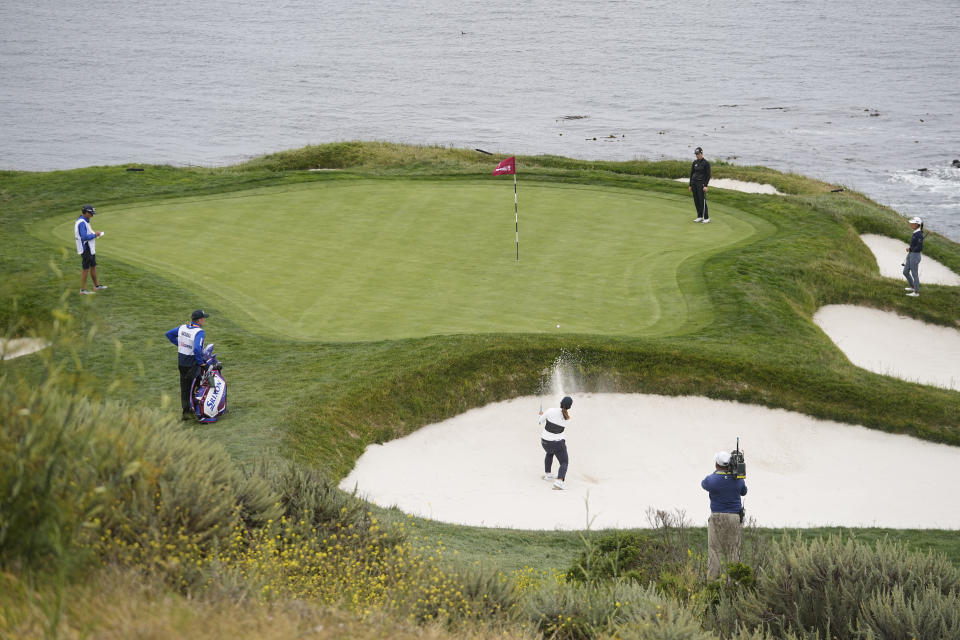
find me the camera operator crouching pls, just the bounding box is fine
[701,450,748,579]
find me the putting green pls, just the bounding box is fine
[53,179,769,341]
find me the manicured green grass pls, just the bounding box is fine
[42,179,765,341]
[3,142,960,582]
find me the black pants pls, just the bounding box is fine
[179,364,200,414]
[80,248,97,269]
[692,183,709,219]
[541,438,569,480]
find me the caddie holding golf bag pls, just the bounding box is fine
[165,309,210,421]
[190,343,227,423]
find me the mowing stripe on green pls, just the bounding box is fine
[51,179,769,341]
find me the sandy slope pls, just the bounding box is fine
[860,234,960,285]
[344,304,960,531]
[673,178,782,194]
[341,392,960,530]
[1,338,49,360]
[814,305,960,390]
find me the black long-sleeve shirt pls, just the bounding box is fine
[690,158,711,185]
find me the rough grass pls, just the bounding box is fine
[0,567,538,640]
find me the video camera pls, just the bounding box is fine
[730,437,746,479]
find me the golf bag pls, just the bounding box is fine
[190,343,227,423]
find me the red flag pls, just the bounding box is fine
[492,156,516,176]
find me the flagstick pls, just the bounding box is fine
[514,173,519,261]
[491,156,519,262]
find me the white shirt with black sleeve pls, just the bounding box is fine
[539,407,571,442]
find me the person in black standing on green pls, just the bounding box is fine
[690,147,711,223]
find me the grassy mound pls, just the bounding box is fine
[2,141,960,637]
[5,144,958,469]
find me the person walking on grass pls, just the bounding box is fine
[903,216,925,297]
[702,450,748,579]
[690,147,711,223]
[74,205,107,294]
[539,395,573,490]
[165,309,210,420]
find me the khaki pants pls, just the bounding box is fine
[707,512,742,578]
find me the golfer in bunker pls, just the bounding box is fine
[539,396,573,490]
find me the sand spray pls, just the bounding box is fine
[536,349,587,414]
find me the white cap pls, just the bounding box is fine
[715,451,731,466]
[908,216,922,225]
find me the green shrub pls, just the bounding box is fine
[698,561,759,626]
[856,585,960,639]
[725,627,802,640]
[713,535,960,640]
[0,360,281,576]
[0,378,111,572]
[524,580,706,640]
[608,592,716,640]
[273,465,401,550]
[234,464,283,530]
[450,564,522,621]
[656,566,700,604]
[99,421,251,547]
[567,531,680,586]
[723,562,755,588]
[85,407,282,567]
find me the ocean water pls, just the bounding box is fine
[2,0,959,239]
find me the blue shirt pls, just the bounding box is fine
[701,471,747,513]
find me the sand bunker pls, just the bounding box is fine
[341,393,960,530]
[673,178,782,194]
[859,234,960,285]
[814,305,960,391]
[1,338,50,360]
